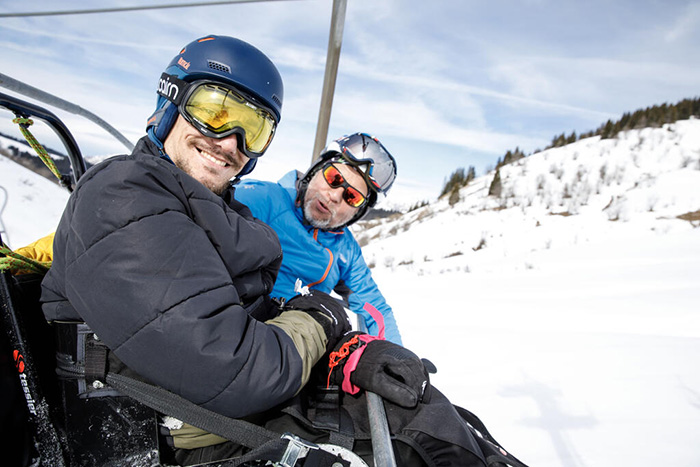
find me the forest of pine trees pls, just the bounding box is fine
[545,97,700,150]
[440,96,700,199]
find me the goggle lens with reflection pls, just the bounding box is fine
[180,82,276,156]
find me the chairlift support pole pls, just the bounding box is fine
[0,72,134,151]
[311,0,347,163]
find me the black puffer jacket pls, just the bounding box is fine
[42,137,324,418]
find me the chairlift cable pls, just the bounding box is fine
[0,0,300,18]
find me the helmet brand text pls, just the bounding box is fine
[158,75,180,101]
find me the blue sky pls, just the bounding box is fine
[1,0,699,207]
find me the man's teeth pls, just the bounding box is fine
[200,149,228,167]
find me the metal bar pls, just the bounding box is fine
[0,90,87,186]
[357,316,397,466]
[0,73,133,152]
[0,0,300,18]
[367,391,398,467]
[311,0,347,163]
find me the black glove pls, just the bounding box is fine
[328,334,431,408]
[285,290,352,350]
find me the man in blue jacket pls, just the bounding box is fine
[235,133,402,344]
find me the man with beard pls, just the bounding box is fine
[234,133,402,344]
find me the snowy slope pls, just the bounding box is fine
[351,119,700,466]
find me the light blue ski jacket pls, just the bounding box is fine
[235,171,402,345]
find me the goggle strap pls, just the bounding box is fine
[338,157,379,194]
[157,73,190,106]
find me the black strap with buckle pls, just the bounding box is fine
[54,321,355,466]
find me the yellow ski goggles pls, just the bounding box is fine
[178,80,277,157]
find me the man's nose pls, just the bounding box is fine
[216,133,239,153]
[327,186,344,204]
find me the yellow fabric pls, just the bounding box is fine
[15,232,55,262]
[170,422,229,450]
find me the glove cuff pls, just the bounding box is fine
[327,333,383,394]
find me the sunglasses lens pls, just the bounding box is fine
[323,165,366,208]
[343,187,365,208]
[323,165,344,187]
[184,83,276,154]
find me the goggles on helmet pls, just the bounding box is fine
[333,133,397,195]
[322,163,368,208]
[158,74,277,158]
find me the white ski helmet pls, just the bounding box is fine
[296,133,397,227]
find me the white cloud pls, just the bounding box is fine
[664,2,700,43]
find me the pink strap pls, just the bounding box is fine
[363,302,385,339]
[341,302,386,394]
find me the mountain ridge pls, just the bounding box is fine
[352,118,700,275]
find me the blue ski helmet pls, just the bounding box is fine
[146,35,283,177]
[297,132,398,228]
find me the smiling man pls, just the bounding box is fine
[163,112,249,194]
[40,35,356,463]
[235,133,403,344]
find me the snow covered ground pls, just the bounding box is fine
[354,119,700,466]
[369,228,700,466]
[2,120,700,466]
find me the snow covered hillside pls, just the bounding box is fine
[351,119,700,466]
[354,118,700,276]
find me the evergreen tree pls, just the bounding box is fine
[488,169,502,197]
[440,165,478,199]
[619,112,631,130]
[466,166,476,183]
[600,120,614,139]
[503,150,513,165]
[439,167,467,198]
[448,187,460,206]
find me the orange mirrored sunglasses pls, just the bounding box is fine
[322,164,368,208]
